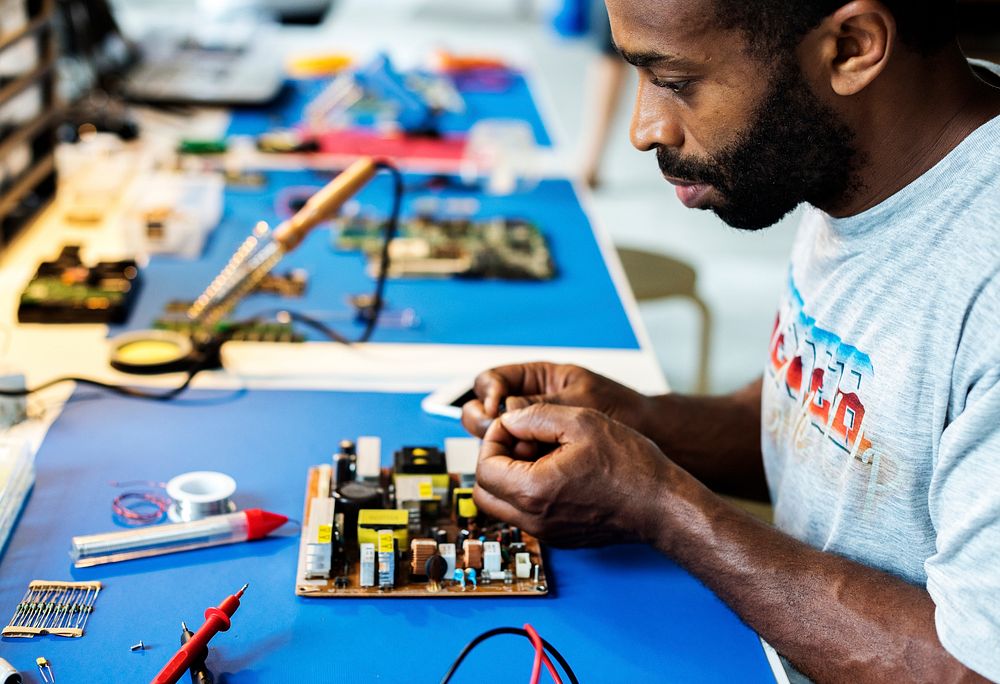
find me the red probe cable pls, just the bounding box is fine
[524,623,563,684]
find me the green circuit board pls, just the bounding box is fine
[334,213,555,281]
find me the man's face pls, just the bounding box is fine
[608,0,860,230]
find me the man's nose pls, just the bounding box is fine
[630,79,683,152]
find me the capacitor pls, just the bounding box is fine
[332,440,357,486]
[457,528,471,551]
[511,527,522,544]
[334,480,383,547]
[425,554,448,584]
[432,527,449,545]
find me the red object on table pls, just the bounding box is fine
[311,129,468,161]
[151,584,248,684]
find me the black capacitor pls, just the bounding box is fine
[433,528,449,545]
[511,527,522,544]
[333,441,356,487]
[500,529,512,546]
[334,480,383,547]
[425,554,448,583]
[457,528,472,552]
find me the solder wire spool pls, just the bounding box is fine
[166,471,238,523]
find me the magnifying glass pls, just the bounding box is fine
[109,330,198,375]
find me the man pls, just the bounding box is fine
[462,1,1000,681]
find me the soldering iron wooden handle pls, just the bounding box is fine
[273,156,378,251]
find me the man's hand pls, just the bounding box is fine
[461,362,652,438]
[474,403,676,547]
[462,363,769,500]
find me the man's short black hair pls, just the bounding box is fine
[714,0,957,58]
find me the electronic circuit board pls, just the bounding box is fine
[334,214,555,281]
[296,437,549,598]
[17,246,141,324]
[151,271,309,342]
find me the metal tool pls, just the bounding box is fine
[186,157,379,328]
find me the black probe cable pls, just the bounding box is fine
[440,627,580,684]
[0,161,405,401]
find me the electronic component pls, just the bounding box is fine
[425,554,448,592]
[377,530,396,588]
[35,658,52,683]
[17,246,141,324]
[152,300,305,344]
[305,497,335,579]
[3,581,101,638]
[464,539,483,570]
[357,509,409,550]
[453,488,477,525]
[295,437,550,598]
[410,539,438,578]
[515,552,531,579]
[445,437,479,487]
[334,212,555,281]
[334,481,383,547]
[359,543,376,587]
[483,541,501,574]
[439,542,457,579]
[355,436,381,481]
[255,270,308,297]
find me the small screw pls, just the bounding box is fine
[130,641,145,651]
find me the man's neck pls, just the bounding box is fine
[825,45,1000,218]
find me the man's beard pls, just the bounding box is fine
[657,60,863,231]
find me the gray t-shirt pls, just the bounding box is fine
[761,98,1000,677]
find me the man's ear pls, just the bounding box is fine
[804,0,895,96]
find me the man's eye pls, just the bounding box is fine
[652,78,692,94]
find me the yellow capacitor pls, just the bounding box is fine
[458,496,478,519]
[453,488,477,519]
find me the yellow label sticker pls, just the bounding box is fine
[317,525,332,544]
[418,481,434,499]
[378,531,394,554]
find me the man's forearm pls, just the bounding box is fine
[645,471,987,684]
[639,378,767,500]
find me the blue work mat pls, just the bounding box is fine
[114,170,640,349]
[226,72,554,147]
[0,389,775,682]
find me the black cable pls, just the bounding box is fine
[440,627,579,684]
[0,160,405,401]
[358,160,403,343]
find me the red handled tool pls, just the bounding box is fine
[151,584,248,684]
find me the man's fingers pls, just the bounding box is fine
[499,403,597,445]
[473,363,559,417]
[472,484,531,532]
[461,399,492,437]
[478,421,542,504]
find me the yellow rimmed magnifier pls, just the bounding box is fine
[109,330,196,375]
